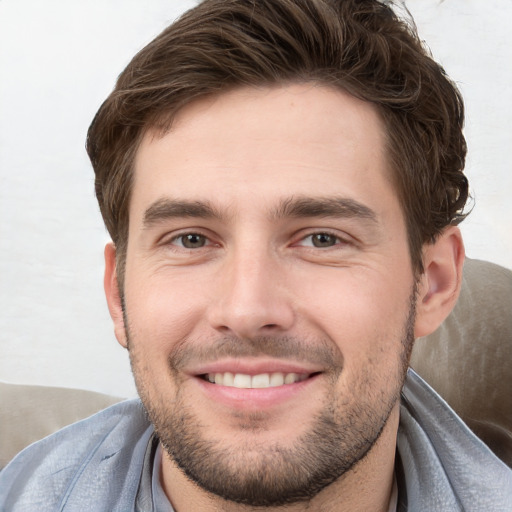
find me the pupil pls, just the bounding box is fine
[183,234,204,248]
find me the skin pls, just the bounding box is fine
[104,84,464,511]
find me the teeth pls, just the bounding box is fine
[223,372,234,386]
[252,374,270,388]
[270,373,284,386]
[205,372,309,389]
[233,373,252,388]
[284,373,298,384]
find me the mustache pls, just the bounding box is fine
[168,335,344,372]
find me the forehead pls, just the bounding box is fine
[131,84,398,223]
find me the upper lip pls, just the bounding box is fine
[187,358,324,377]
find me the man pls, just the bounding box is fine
[1,0,511,510]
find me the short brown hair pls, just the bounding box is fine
[87,0,468,284]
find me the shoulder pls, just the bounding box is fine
[0,399,153,512]
[398,369,512,511]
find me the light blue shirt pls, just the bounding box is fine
[1,370,511,511]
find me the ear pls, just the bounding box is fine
[104,242,128,348]
[414,226,465,338]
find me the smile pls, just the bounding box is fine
[202,372,312,388]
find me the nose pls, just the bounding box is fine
[207,246,295,339]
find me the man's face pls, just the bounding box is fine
[117,84,417,506]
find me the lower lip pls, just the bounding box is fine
[195,374,321,410]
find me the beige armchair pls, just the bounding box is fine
[411,258,512,467]
[0,383,122,469]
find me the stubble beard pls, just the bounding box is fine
[125,298,416,508]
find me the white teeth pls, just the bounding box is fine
[252,373,270,388]
[270,373,284,386]
[206,372,308,388]
[284,372,298,385]
[223,372,234,386]
[233,373,252,388]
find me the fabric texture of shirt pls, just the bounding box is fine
[1,369,511,511]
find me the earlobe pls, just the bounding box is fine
[104,242,128,348]
[414,226,465,338]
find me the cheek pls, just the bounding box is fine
[295,266,413,361]
[124,271,208,356]
[124,279,204,400]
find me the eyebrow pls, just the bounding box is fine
[142,195,378,228]
[143,199,225,227]
[271,196,378,223]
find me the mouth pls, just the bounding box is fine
[192,362,325,410]
[200,371,318,389]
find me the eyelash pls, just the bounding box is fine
[295,231,349,249]
[164,230,351,251]
[167,232,213,249]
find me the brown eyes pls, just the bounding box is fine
[295,232,343,248]
[309,233,338,248]
[170,231,343,250]
[176,234,208,249]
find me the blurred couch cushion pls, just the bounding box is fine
[0,382,122,469]
[411,258,512,466]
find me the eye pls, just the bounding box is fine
[311,233,338,248]
[172,233,209,249]
[298,232,343,248]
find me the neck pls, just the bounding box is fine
[160,405,400,512]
